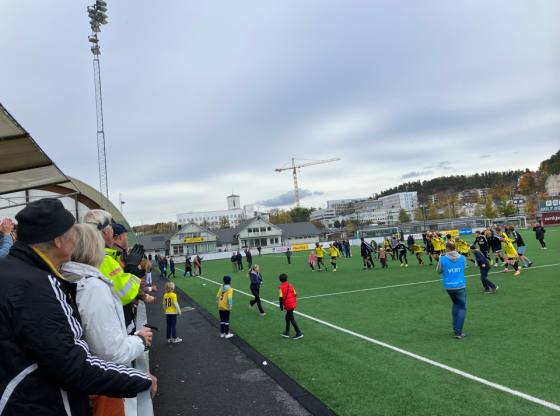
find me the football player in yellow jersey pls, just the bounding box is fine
[383,238,392,258]
[499,236,521,275]
[409,243,425,266]
[432,233,445,261]
[314,242,328,271]
[328,243,341,272]
[454,236,476,267]
[216,276,234,338]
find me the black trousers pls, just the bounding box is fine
[287,257,291,264]
[250,288,264,313]
[237,261,243,271]
[539,239,546,248]
[399,252,407,264]
[219,310,230,334]
[247,260,252,268]
[480,268,496,291]
[285,309,300,332]
[479,246,490,260]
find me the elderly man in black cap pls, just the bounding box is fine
[0,198,156,415]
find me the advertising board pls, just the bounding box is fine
[183,237,204,243]
[442,230,459,237]
[542,212,560,225]
[274,246,290,253]
[540,200,560,213]
[291,244,309,252]
[459,228,473,235]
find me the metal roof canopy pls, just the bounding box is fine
[0,102,75,196]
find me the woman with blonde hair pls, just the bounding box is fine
[248,264,265,316]
[61,224,156,416]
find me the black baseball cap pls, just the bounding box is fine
[113,223,132,238]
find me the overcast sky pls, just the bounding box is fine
[1,1,559,225]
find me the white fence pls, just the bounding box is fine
[134,301,153,416]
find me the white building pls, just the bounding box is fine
[545,175,560,196]
[176,195,268,230]
[310,208,336,220]
[378,192,418,210]
[327,198,370,214]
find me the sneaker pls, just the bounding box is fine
[293,332,304,340]
[502,269,509,273]
[405,264,408,267]
[481,290,491,294]
[225,334,234,339]
[528,262,533,267]
[455,333,468,339]
[260,313,266,316]
[311,269,315,272]
[465,265,469,268]
[514,270,521,276]
[172,338,182,343]
[325,267,328,271]
[429,263,433,266]
[493,263,498,268]
[490,259,494,266]
[221,333,225,338]
[332,269,336,272]
[318,269,322,272]
[167,339,172,343]
[281,331,290,338]
[421,261,424,266]
[363,267,366,270]
[249,302,253,310]
[400,264,404,267]
[492,285,499,294]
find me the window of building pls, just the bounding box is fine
[260,227,266,232]
[267,227,271,231]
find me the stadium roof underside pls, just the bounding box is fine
[0,102,75,196]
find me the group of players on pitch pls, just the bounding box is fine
[307,224,532,279]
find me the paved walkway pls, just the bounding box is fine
[146,270,334,416]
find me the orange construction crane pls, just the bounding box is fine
[275,158,340,207]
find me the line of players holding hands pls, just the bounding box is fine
[307,225,531,279]
[362,225,531,276]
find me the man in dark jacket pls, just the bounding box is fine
[407,233,415,248]
[0,198,154,415]
[158,256,167,279]
[533,223,546,249]
[286,248,292,264]
[236,251,244,271]
[344,239,351,258]
[246,249,253,268]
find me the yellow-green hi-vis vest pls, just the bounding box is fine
[99,248,141,306]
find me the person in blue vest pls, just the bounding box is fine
[436,240,468,339]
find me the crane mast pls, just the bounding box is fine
[275,157,341,207]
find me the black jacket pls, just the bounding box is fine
[0,242,152,416]
[246,251,253,262]
[533,226,546,240]
[407,235,415,246]
[360,241,373,257]
[249,271,263,290]
[158,258,166,269]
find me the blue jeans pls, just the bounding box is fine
[166,314,177,339]
[446,288,467,334]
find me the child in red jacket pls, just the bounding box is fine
[279,274,303,340]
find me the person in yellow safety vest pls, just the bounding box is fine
[83,210,147,307]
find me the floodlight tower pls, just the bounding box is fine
[87,1,110,211]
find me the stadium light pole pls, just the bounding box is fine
[87,1,110,211]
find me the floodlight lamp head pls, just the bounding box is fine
[101,19,108,25]
[92,26,101,32]
[91,45,101,55]
[96,0,107,6]
[98,12,107,18]
[90,20,100,27]
[88,35,99,43]
[96,5,107,12]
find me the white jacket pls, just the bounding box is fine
[61,261,145,367]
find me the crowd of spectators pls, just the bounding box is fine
[0,199,158,415]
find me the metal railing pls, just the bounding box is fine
[134,301,154,416]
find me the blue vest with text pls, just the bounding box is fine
[440,256,466,289]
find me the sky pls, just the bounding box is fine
[1,1,559,225]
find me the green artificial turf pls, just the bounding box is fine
[168,229,560,415]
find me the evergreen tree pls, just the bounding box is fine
[334,220,341,228]
[398,208,410,223]
[427,204,439,220]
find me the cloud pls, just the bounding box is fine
[480,154,491,158]
[256,189,325,207]
[424,161,454,170]
[400,170,433,180]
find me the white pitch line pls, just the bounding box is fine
[185,272,560,412]
[297,263,560,300]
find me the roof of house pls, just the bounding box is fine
[212,228,239,244]
[136,233,176,251]
[277,222,321,237]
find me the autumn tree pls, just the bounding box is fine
[398,208,410,223]
[289,207,312,222]
[346,220,358,233]
[536,173,549,193]
[270,209,292,224]
[219,216,230,229]
[414,206,425,221]
[474,203,483,216]
[200,220,209,229]
[456,208,468,217]
[484,193,497,219]
[311,219,323,229]
[518,173,536,195]
[524,198,539,219]
[427,204,440,220]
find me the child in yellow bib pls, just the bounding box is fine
[163,282,182,343]
[216,276,234,338]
